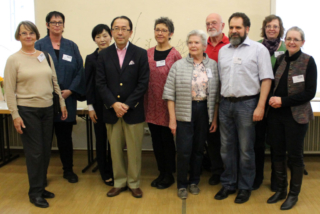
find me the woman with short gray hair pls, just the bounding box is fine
[163,30,219,199]
[267,26,317,210]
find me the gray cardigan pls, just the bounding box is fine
[162,53,219,123]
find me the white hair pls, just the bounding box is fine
[286,26,305,41]
[186,30,207,48]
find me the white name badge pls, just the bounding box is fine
[293,75,305,83]
[206,68,213,78]
[37,53,45,62]
[62,54,72,62]
[274,51,285,58]
[233,57,242,64]
[156,60,166,67]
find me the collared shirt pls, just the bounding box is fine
[218,37,274,97]
[192,62,208,101]
[115,42,129,68]
[205,33,230,62]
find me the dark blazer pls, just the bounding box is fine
[96,42,150,124]
[85,48,101,105]
[35,36,86,122]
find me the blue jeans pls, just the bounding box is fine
[219,97,257,190]
[176,101,209,189]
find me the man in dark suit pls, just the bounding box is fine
[96,16,149,198]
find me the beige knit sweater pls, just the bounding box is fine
[4,51,65,120]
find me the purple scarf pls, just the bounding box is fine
[262,38,280,56]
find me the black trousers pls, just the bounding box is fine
[93,100,113,181]
[254,117,267,181]
[176,101,208,188]
[267,109,308,167]
[207,118,224,175]
[54,122,74,172]
[148,123,176,174]
[19,105,53,197]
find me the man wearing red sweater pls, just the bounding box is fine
[204,13,229,186]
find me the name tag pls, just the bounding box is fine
[62,54,72,62]
[293,75,304,83]
[274,51,285,58]
[37,53,45,62]
[206,68,213,78]
[156,60,166,67]
[233,57,242,64]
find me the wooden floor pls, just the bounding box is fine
[0,151,319,214]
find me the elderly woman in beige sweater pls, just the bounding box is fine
[4,21,67,208]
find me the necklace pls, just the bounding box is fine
[21,49,36,55]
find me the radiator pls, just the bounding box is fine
[4,115,320,153]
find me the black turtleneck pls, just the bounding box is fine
[273,50,317,108]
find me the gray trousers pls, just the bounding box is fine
[18,105,53,197]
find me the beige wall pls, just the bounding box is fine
[35,0,271,58]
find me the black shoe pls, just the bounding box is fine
[267,191,287,204]
[157,174,174,189]
[151,173,165,187]
[63,171,78,183]
[209,174,220,186]
[214,187,236,200]
[29,196,49,208]
[281,194,298,210]
[104,179,114,186]
[42,190,55,199]
[234,189,251,204]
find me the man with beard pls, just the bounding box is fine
[214,12,273,204]
[204,13,229,186]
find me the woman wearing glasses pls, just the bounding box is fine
[267,27,317,210]
[35,11,85,184]
[4,21,67,208]
[85,24,113,186]
[144,17,181,189]
[254,15,287,191]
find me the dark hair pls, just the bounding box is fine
[110,16,132,31]
[45,11,65,35]
[91,24,112,41]
[15,21,40,40]
[260,15,284,39]
[154,17,174,41]
[228,12,251,28]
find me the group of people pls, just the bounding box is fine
[3,10,317,211]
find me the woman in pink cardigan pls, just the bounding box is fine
[144,17,182,189]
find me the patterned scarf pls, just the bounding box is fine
[262,37,280,56]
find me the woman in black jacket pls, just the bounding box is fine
[267,26,317,210]
[85,24,113,186]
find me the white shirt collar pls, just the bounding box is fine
[115,42,129,50]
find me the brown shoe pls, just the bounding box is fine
[129,188,143,198]
[107,187,128,197]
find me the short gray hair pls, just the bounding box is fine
[186,30,207,48]
[286,26,305,41]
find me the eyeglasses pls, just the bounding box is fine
[112,28,131,33]
[154,29,169,33]
[20,32,36,37]
[206,22,219,27]
[49,22,64,26]
[265,25,279,30]
[285,38,303,43]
